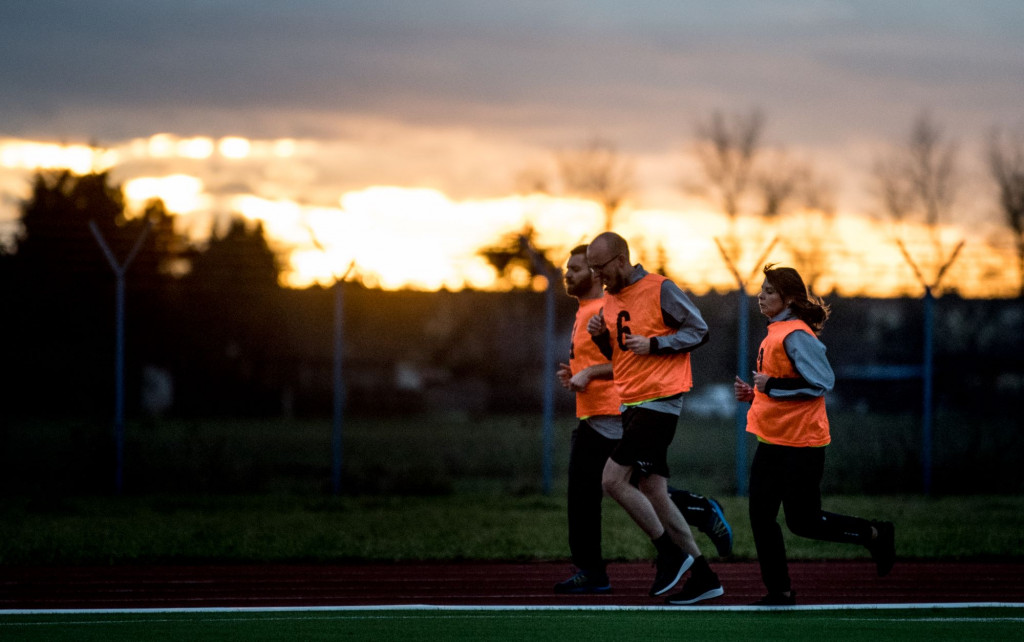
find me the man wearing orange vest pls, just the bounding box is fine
[585,232,724,605]
[554,244,733,595]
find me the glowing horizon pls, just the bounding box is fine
[0,135,1020,298]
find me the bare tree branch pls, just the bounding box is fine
[871,155,915,223]
[988,126,1024,297]
[870,111,962,288]
[756,151,808,219]
[556,137,634,231]
[907,114,959,229]
[513,164,552,195]
[784,171,838,294]
[691,109,765,219]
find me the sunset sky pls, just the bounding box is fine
[1,1,1022,295]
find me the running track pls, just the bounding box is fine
[3,561,1024,609]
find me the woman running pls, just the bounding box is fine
[735,264,895,606]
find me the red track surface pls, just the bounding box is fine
[4,561,1024,609]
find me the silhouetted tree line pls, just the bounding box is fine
[2,170,287,418]
[2,170,1021,423]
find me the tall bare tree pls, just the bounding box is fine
[689,109,840,292]
[756,150,810,219]
[871,112,961,286]
[988,126,1024,297]
[689,109,820,285]
[782,171,838,294]
[556,137,634,232]
[691,109,765,221]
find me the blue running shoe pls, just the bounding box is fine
[554,568,611,594]
[705,498,733,557]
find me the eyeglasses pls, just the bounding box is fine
[588,254,620,273]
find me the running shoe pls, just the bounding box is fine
[705,498,734,557]
[664,571,724,605]
[553,568,611,594]
[867,520,896,577]
[649,549,692,597]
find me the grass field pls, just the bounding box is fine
[2,493,1022,565]
[2,411,1023,565]
[4,412,1023,640]
[3,607,1023,642]
[4,409,1021,498]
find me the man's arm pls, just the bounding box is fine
[567,362,613,392]
[649,279,709,354]
[587,311,614,359]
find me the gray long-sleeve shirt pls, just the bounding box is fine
[592,264,709,358]
[764,308,835,399]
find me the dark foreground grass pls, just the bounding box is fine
[6,409,1022,498]
[3,411,1023,565]
[2,608,1023,642]
[2,493,1022,565]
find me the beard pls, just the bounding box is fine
[566,276,593,298]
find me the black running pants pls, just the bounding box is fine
[567,421,619,572]
[748,441,873,594]
[567,420,714,572]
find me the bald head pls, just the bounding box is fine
[590,232,630,263]
[586,231,633,294]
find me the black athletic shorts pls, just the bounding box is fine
[609,406,678,478]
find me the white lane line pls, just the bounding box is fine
[2,602,1024,615]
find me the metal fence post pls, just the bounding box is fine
[715,236,776,496]
[541,277,556,495]
[896,239,963,495]
[89,220,150,495]
[734,288,749,497]
[331,279,345,495]
[329,261,355,496]
[521,235,560,495]
[922,286,935,495]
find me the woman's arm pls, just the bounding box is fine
[764,331,835,399]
